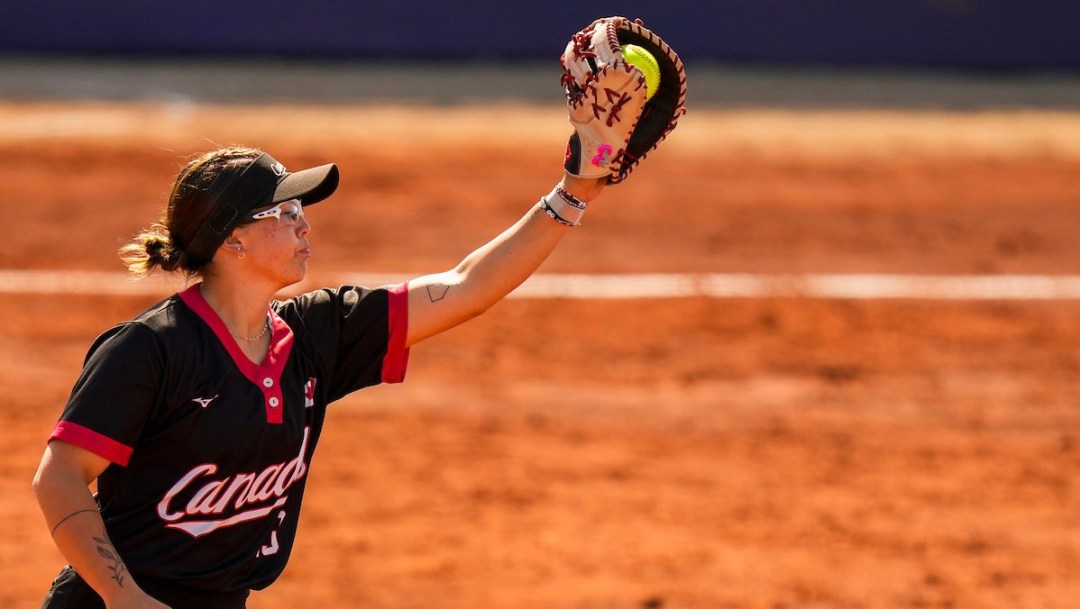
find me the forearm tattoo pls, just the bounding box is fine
[426,283,450,303]
[92,535,129,587]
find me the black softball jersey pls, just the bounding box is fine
[45,282,410,595]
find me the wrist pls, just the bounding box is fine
[104,585,159,609]
[560,173,606,202]
[540,185,589,227]
[102,583,144,608]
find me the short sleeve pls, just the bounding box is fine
[49,322,165,467]
[279,283,410,403]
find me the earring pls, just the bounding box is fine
[236,247,245,260]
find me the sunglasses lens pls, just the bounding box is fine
[250,201,303,225]
[280,202,303,224]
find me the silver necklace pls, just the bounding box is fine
[230,314,271,343]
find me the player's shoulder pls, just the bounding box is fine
[272,286,396,350]
[87,293,194,356]
[128,292,192,334]
[273,285,390,318]
[88,294,181,343]
[83,311,171,368]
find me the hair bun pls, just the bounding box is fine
[144,234,170,262]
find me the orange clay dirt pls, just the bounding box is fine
[2,101,1080,609]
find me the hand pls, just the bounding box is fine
[559,17,687,184]
[560,173,606,203]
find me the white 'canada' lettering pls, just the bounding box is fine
[156,427,310,537]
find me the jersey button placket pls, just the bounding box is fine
[258,376,284,423]
[264,378,280,408]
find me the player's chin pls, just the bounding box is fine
[282,259,309,285]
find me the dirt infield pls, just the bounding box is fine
[3,101,1080,608]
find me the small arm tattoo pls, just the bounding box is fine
[50,508,99,537]
[92,535,129,587]
[426,283,450,303]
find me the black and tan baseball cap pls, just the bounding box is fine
[186,152,339,266]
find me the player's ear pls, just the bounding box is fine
[220,234,246,259]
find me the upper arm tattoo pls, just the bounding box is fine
[425,283,451,303]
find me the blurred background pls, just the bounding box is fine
[4,3,1080,609]
[1,1,1080,108]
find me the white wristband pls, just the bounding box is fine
[540,186,588,227]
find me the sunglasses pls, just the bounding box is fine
[248,200,305,226]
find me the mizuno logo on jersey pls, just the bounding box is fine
[156,427,311,538]
[192,395,219,408]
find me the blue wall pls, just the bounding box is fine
[2,1,1078,69]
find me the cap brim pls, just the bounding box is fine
[272,163,339,207]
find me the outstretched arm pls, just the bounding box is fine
[404,173,605,346]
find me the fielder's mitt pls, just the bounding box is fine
[560,16,687,184]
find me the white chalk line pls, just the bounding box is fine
[4,270,1080,300]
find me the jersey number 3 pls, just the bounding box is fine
[257,511,286,557]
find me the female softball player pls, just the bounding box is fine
[32,146,605,608]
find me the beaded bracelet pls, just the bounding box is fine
[540,185,588,227]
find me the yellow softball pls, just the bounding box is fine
[621,44,661,102]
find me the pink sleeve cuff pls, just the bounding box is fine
[382,282,410,384]
[50,421,134,467]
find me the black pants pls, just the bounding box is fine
[42,566,250,609]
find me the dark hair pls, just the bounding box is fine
[120,146,262,278]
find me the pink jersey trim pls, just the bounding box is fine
[382,282,410,384]
[178,284,293,425]
[50,421,135,467]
